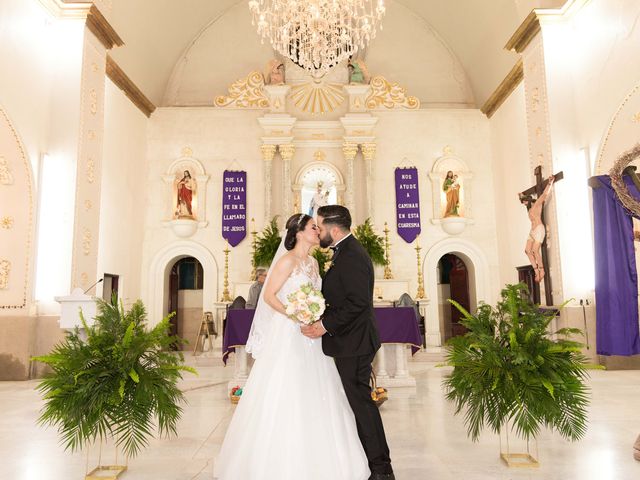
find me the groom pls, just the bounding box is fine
[302,205,395,480]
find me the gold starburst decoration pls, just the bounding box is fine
[1,216,13,229]
[289,81,345,114]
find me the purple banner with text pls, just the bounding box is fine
[395,167,421,243]
[222,170,247,247]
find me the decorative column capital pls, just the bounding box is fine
[279,143,295,160]
[260,144,277,161]
[342,142,358,160]
[361,142,377,160]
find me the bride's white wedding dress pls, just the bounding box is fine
[214,256,370,480]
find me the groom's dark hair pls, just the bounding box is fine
[317,205,351,231]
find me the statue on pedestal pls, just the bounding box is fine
[443,171,461,217]
[175,170,196,218]
[308,181,329,217]
[264,59,285,85]
[348,57,370,84]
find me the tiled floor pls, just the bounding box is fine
[1,349,639,479]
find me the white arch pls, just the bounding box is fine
[293,160,345,186]
[146,240,219,327]
[422,237,491,347]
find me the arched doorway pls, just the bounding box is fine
[423,238,492,347]
[437,254,470,342]
[168,256,204,350]
[145,240,218,330]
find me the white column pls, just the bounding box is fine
[279,144,295,217]
[342,142,358,214]
[375,344,390,379]
[260,144,276,223]
[361,142,376,220]
[394,344,409,379]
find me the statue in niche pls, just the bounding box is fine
[0,259,10,289]
[264,59,285,85]
[0,156,13,185]
[175,170,196,219]
[520,176,554,283]
[442,171,461,217]
[308,181,329,217]
[348,57,370,84]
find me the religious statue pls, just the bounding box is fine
[442,171,461,217]
[175,170,196,218]
[264,59,285,85]
[308,181,329,217]
[348,57,370,84]
[520,176,554,282]
[0,259,10,289]
[0,156,13,185]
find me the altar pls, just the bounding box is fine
[222,306,422,389]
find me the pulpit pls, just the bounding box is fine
[55,288,98,336]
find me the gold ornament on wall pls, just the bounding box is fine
[0,259,10,289]
[89,88,98,115]
[214,71,270,109]
[288,81,345,114]
[365,76,420,110]
[84,200,92,211]
[1,216,14,229]
[0,156,14,185]
[82,228,92,256]
[88,130,96,140]
[86,157,96,183]
[633,112,640,123]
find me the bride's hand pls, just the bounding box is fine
[301,322,326,338]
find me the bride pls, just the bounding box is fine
[214,213,369,480]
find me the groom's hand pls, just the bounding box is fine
[301,322,326,338]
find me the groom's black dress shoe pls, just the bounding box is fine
[368,474,395,480]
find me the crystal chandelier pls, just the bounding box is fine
[249,0,386,78]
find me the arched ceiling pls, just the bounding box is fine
[108,0,566,108]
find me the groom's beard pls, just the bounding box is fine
[319,231,333,248]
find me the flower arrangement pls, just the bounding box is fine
[230,386,243,404]
[285,282,326,325]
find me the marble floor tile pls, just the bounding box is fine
[1,352,639,479]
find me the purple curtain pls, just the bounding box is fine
[591,175,640,355]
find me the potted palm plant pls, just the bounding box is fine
[33,299,196,477]
[353,218,386,266]
[443,284,597,466]
[253,216,281,267]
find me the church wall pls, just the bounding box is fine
[97,78,149,307]
[373,109,500,305]
[142,108,265,324]
[540,0,640,302]
[488,83,532,287]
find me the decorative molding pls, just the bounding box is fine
[365,76,420,110]
[505,0,591,53]
[106,55,156,117]
[37,0,92,18]
[481,59,524,118]
[214,71,270,109]
[86,5,123,50]
[0,156,14,184]
[38,2,122,51]
[505,10,540,53]
[0,259,10,290]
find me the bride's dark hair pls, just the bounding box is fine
[284,213,311,250]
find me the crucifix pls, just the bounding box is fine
[519,165,564,306]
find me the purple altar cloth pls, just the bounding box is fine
[222,306,423,365]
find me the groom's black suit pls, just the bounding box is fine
[321,234,393,476]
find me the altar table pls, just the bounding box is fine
[222,307,422,388]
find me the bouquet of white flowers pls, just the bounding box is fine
[285,282,326,325]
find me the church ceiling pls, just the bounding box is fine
[107,0,564,108]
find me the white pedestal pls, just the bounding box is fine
[227,346,252,390]
[54,288,98,330]
[373,344,416,388]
